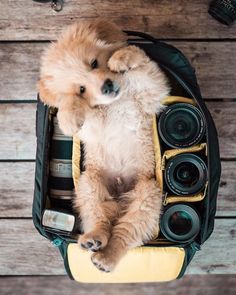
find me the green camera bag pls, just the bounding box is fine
[32,31,221,282]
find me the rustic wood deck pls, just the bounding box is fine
[0,0,236,294]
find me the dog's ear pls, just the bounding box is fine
[37,76,58,107]
[92,20,127,47]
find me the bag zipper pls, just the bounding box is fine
[40,106,51,217]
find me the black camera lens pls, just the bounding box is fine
[158,103,205,148]
[209,0,236,25]
[160,204,200,243]
[165,153,207,195]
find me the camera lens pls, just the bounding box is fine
[209,0,236,25]
[158,103,205,148]
[49,116,74,206]
[160,204,200,243]
[165,153,207,195]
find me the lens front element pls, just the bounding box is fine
[160,204,201,243]
[158,103,205,148]
[165,153,207,195]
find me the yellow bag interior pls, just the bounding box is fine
[67,243,185,283]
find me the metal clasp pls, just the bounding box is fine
[51,0,63,12]
[33,0,64,12]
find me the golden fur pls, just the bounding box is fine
[38,20,170,272]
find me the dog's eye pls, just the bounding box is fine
[91,59,98,69]
[80,86,86,94]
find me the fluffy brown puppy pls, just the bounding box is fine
[38,20,169,273]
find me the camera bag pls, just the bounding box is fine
[32,31,221,282]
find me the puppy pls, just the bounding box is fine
[38,20,169,272]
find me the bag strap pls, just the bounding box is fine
[124,30,158,43]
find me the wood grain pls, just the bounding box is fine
[0,162,35,217]
[1,42,236,101]
[0,103,36,160]
[0,219,65,275]
[187,219,236,275]
[1,0,236,40]
[171,42,236,99]
[207,101,236,159]
[217,162,236,217]
[0,43,41,101]
[0,102,235,160]
[0,161,235,217]
[0,275,236,295]
[0,219,235,275]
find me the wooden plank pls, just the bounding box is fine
[0,43,41,101]
[0,102,235,160]
[1,42,236,100]
[187,219,236,275]
[217,162,236,217]
[206,101,236,159]
[171,42,236,99]
[1,0,236,40]
[0,162,35,217]
[0,219,65,275]
[0,275,236,295]
[0,103,36,160]
[0,219,235,275]
[0,161,234,217]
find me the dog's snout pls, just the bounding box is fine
[101,79,114,95]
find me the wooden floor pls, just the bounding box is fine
[0,0,236,294]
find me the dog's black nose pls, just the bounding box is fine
[101,79,114,95]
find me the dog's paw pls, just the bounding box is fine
[91,251,117,273]
[78,231,109,252]
[108,45,149,73]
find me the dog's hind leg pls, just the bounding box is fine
[74,168,120,252]
[91,176,162,272]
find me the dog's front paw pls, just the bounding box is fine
[108,45,149,73]
[78,230,109,252]
[91,251,117,273]
[57,109,84,136]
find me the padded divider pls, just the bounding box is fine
[162,96,195,106]
[152,115,163,191]
[67,243,185,283]
[72,135,81,190]
[163,181,208,206]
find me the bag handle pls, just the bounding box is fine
[124,30,158,43]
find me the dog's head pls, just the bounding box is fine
[38,20,127,110]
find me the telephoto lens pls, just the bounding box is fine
[158,103,205,148]
[49,116,75,208]
[209,0,236,25]
[165,153,207,195]
[160,204,201,243]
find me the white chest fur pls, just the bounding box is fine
[79,99,142,175]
